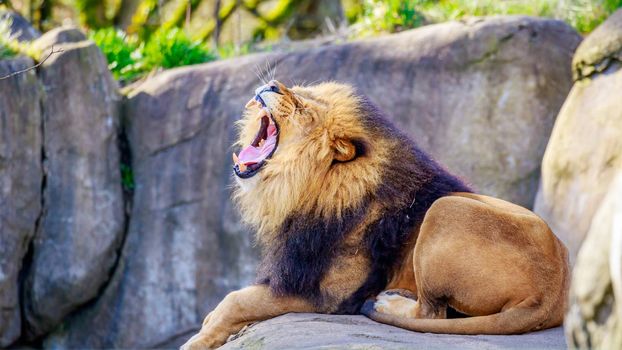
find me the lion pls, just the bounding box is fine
[181,80,569,349]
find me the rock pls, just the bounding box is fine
[534,11,622,263]
[222,313,565,350]
[21,37,125,339]
[572,9,622,80]
[565,173,622,349]
[31,26,88,52]
[46,16,580,348]
[0,57,43,347]
[0,10,41,41]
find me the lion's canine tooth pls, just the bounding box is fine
[232,152,239,164]
[239,162,247,172]
[259,139,265,147]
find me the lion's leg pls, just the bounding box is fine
[181,285,315,350]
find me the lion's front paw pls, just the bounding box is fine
[180,331,226,350]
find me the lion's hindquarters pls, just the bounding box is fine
[369,194,567,334]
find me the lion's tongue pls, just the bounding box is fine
[238,124,277,165]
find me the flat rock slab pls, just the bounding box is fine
[218,314,566,350]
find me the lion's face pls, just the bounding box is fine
[233,80,391,236]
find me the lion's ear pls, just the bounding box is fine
[332,138,357,163]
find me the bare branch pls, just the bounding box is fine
[0,45,63,81]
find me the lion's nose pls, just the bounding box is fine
[267,80,280,93]
[255,81,282,96]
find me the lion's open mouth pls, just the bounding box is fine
[233,103,279,178]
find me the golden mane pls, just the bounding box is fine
[233,82,392,244]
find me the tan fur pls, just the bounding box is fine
[372,192,569,334]
[181,81,569,349]
[234,82,390,246]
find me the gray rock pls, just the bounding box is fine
[0,10,41,41]
[31,26,88,53]
[21,39,125,338]
[47,16,580,348]
[220,313,566,350]
[573,9,622,80]
[534,11,622,264]
[0,57,43,347]
[565,173,622,350]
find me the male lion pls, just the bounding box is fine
[181,81,569,349]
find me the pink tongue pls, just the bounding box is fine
[238,124,277,165]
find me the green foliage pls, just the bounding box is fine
[89,27,141,80]
[351,0,622,35]
[141,28,216,69]
[90,26,216,82]
[120,163,135,191]
[350,0,429,36]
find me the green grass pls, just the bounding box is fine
[90,27,216,82]
[350,0,622,36]
[120,163,135,191]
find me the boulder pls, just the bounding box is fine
[46,16,580,348]
[21,35,125,338]
[215,314,567,350]
[565,173,622,349]
[534,10,622,263]
[0,57,43,347]
[0,10,41,41]
[31,26,87,52]
[572,9,622,80]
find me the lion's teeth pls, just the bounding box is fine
[233,152,247,172]
[259,139,265,147]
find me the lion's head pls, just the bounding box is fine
[233,81,403,237]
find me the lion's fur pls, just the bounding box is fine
[234,83,391,242]
[233,81,470,311]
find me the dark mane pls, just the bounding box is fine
[256,199,370,305]
[257,95,471,311]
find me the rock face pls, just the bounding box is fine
[20,33,125,338]
[31,26,87,52]
[534,9,622,263]
[46,16,580,348]
[0,58,43,347]
[0,10,41,41]
[572,9,622,80]
[565,174,622,349]
[218,314,566,350]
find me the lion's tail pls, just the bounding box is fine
[360,300,548,335]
